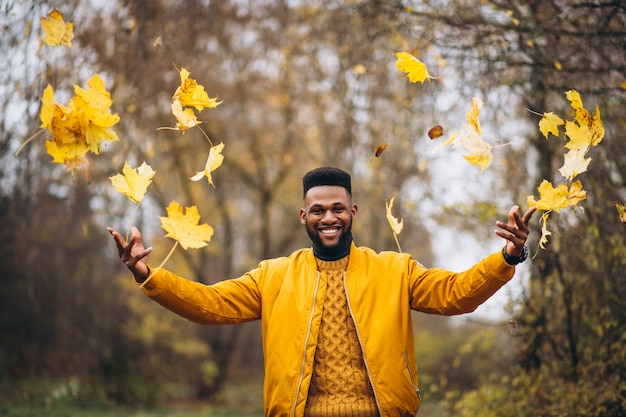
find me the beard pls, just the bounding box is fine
[305,218,354,261]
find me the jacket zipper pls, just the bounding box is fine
[403,351,421,400]
[343,272,383,416]
[291,271,322,417]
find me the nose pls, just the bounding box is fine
[321,209,336,223]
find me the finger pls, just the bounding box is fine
[107,227,127,257]
[522,206,538,225]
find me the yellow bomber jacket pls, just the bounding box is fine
[139,243,515,417]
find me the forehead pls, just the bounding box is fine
[304,185,351,207]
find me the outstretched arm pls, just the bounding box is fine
[107,226,152,282]
[495,205,537,259]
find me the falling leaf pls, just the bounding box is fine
[173,68,222,112]
[171,99,201,130]
[454,97,493,171]
[616,202,626,223]
[153,36,162,48]
[559,148,591,181]
[527,179,586,212]
[38,74,119,157]
[554,61,563,71]
[110,161,156,203]
[45,140,90,179]
[538,212,553,249]
[395,52,435,84]
[427,125,444,139]
[73,74,121,152]
[160,201,214,250]
[538,112,564,139]
[374,144,388,157]
[40,9,74,47]
[353,64,366,75]
[385,197,404,235]
[191,142,225,187]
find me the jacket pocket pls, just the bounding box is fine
[403,351,421,400]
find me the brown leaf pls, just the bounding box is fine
[427,125,444,139]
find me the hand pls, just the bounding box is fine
[495,205,537,257]
[107,226,153,282]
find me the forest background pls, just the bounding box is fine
[1,1,625,416]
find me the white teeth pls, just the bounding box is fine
[321,228,339,234]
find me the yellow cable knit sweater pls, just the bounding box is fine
[304,256,379,417]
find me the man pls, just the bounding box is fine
[108,166,536,417]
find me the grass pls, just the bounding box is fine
[0,377,263,417]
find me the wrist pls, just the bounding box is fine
[502,245,528,265]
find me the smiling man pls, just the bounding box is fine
[109,166,536,417]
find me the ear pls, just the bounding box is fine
[299,208,306,224]
[351,204,358,220]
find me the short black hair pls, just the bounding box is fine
[302,166,352,198]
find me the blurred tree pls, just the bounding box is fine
[393,0,626,415]
[1,0,440,406]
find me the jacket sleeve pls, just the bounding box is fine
[408,251,515,315]
[138,267,263,325]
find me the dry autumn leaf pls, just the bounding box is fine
[455,97,493,171]
[538,112,564,139]
[559,148,591,181]
[35,74,119,175]
[110,161,156,203]
[427,125,444,139]
[527,179,586,212]
[171,99,201,131]
[385,197,404,235]
[395,52,435,84]
[40,9,74,47]
[374,144,388,157]
[173,67,222,112]
[191,142,225,187]
[160,201,214,250]
[616,202,626,223]
[386,197,403,252]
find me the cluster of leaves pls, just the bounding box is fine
[24,10,618,266]
[526,91,605,249]
[22,9,224,275]
[391,50,619,251]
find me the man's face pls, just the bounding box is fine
[300,185,358,249]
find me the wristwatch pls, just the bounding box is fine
[502,245,529,265]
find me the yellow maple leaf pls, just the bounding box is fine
[538,212,553,249]
[455,97,493,171]
[73,74,120,152]
[160,201,214,250]
[564,90,604,150]
[559,148,591,181]
[45,139,90,179]
[527,179,586,212]
[616,202,626,223]
[40,9,74,47]
[173,68,222,112]
[171,99,200,130]
[39,84,55,128]
[109,161,156,203]
[538,112,564,139]
[385,197,404,235]
[395,52,435,84]
[39,75,119,154]
[191,142,225,187]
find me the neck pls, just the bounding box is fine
[312,231,353,261]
